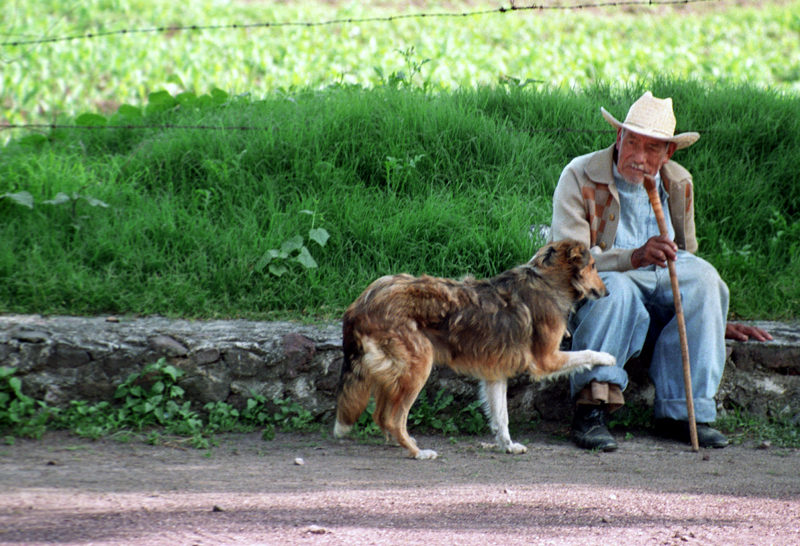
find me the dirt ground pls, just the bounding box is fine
[1,427,799,546]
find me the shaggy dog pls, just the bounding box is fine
[333,239,616,459]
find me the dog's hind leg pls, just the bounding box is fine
[373,382,436,460]
[333,374,371,438]
[333,357,373,438]
[480,380,527,454]
[374,351,437,460]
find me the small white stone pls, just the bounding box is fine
[294,457,305,466]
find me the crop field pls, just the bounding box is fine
[2,0,799,131]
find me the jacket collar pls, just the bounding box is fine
[584,144,617,186]
[584,143,691,188]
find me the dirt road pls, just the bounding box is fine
[1,429,799,545]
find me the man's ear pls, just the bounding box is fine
[665,142,677,160]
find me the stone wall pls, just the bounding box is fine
[2,315,799,425]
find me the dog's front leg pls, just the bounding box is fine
[480,380,527,455]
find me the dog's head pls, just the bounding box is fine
[531,239,609,301]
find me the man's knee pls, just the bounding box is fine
[591,273,647,314]
[677,257,729,306]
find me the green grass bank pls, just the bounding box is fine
[1,80,798,320]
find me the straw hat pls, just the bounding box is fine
[601,91,700,150]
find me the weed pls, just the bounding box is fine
[607,404,654,431]
[350,389,488,439]
[255,211,330,277]
[374,47,432,90]
[717,405,800,448]
[409,389,459,435]
[0,367,50,439]
[272,398,317,432]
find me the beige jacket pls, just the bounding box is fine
[550,144,697,272]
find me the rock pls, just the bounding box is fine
[1,315,799,426]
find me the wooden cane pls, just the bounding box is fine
[642,174,699,452]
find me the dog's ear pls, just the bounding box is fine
[567,241,590,270]
[531,242,559,268]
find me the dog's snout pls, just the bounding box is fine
[590,287,609,299]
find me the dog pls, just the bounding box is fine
[333,239,616,460]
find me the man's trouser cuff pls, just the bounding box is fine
[575,380,624,412]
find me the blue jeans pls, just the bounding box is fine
[569,251,729,423]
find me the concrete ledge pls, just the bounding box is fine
[1,315,798,424]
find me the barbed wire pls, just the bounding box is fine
[1,0,715,48]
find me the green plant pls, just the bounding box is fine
[255,211,330,277]
[607,404,654,430]
[53,357,209,445]
[353,399,383,439]
[41,191,110,233]
[0,367,50,439]
[272,398,317,431]
[374,47,432,90]
[204,401,244,433]
[457,399,489,436]
[409,389,459,435]
[717,405,800,448]
[384,153,425,194]
[113,359,203,432]
[57,400,117,439]
[0,192,34,209]
[408,389,488,436]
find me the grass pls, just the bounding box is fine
[1,79,799,320]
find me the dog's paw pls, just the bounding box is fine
[414,449,438,460]
[333,421,352,438]
[505,442,528,455]
[594,351,617,367]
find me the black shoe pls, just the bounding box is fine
[653,419,729,448]
[571,405,618,451]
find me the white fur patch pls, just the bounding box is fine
[361,337,395,376]
[415,449,438,460]
[544,350,617,381]
[333,420,352,438]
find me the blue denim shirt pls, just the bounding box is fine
[611,164,674,250]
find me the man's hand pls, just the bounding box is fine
[631,235,678,269]
[726,323,773,342]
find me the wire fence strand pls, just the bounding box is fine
[1,0,715,47]
[1,0,720,136]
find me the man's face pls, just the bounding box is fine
[615,128,676,185]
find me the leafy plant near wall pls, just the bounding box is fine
[0,367,51,440]
[1,361,490,448]
[3,362,799,448]
[352,389,488,440]
[0,360,323,448]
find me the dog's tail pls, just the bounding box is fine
[333,318,372,437]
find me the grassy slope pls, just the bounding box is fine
[1,1,799,319]
[1,80,798,320]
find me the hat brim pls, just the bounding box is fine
[601,107,700,150]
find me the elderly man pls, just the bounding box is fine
[551,91,771,451]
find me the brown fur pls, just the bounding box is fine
[334,239,615,459]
